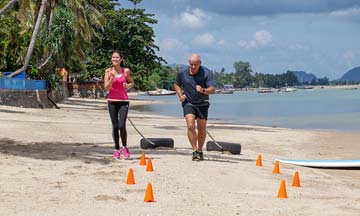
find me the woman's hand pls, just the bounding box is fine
[110,70,116,78]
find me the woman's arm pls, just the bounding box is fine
[104,68,114,90]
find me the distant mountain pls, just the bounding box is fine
[288,70,317,83]
[166,64,188,72]
[339,67,360,81]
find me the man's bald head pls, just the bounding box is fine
[188,54,201,63]
[188,54,201,74]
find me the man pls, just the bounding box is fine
[174,54,216,161]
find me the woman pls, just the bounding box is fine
[104,50,135,159]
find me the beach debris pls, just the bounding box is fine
[273,160,280,174]
[146,158,154,172]
[144,183,155,202]
[126,168,135,185]
[277,180,288,198]
[292,171,301,187]
[140,152,146,166]
[256,154,262,166]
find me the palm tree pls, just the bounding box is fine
[8,0,48,78]
[0,0,18,16]
[5,0,106,77]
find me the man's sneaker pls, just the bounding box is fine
[122,147,130,159]
[198,151,204,161]
[113,149,120,159]
[192,151,200,161]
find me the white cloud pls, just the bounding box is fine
[192,32,215,46]
[255,30,272,45]
[177,8,211,28]
[158,38,183,51]
[238,30,272,48]
[329,7,360,22]
[217,39,226,46]
[330,7,360,17]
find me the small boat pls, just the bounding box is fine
[258,88,273,93]
[279,87,297,93]
[297,85,314,90]
[216,84,235,94]
[147,89,176,96]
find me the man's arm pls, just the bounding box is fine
[196,86,216,95]
[174,84,186,102]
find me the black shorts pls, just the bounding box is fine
[182,103,210,120]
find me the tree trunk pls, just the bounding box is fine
[39,53,53,69]
[7,0,48,78]
[47,0,56,28]
[0,0,18,16]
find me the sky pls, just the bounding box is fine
[119,0,360,79]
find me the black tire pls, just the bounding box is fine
[206,141,241,154]
[140,138,174,149]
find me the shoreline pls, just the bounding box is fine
[0,98,359,215]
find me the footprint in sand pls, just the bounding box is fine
[94,195,127,202]
[94,170,122,176]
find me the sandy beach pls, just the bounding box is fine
[0,97,359,216]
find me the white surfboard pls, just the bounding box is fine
[276,159,360,168]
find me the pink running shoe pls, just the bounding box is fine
[113,149,120,159]
[122,147,130,159]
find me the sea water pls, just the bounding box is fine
[132,88,360,131]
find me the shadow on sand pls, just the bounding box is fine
[0,138,254,164]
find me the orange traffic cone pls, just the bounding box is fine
[126,168,135,184]
[277,180,287,198]
[144,183,155,202]
[272,160,280,174]
[146,157,154,172]
[139,152,146,166]
[292,171,301,187]
[256,154,262,166]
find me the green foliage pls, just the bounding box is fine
[153,66,177,90]
[232,61,253,87]
[213,61,299,88]
[1,0,165,92]
[0,13,31,71]
[85,2,166,90]
[310,77,330,85]
[46,72,62,91]
[147,73,161,90]
[28,66,40,79]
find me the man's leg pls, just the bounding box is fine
[196,118,207,151]
[185,114,197,151]
[195,104,209,161]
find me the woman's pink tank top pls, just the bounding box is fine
[107,67,129,102]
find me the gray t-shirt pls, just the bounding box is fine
[174,66,216,105]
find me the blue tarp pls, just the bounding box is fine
[2,71,26,79]
[0,77,46,90]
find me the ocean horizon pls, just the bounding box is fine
[131,88,360,132]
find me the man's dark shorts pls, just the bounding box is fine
[182,102,210,120]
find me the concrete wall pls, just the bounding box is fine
[68,82,107,98]
[0,81,109,108]
[0,89,54,108]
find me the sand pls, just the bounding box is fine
[0,97,359,216]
